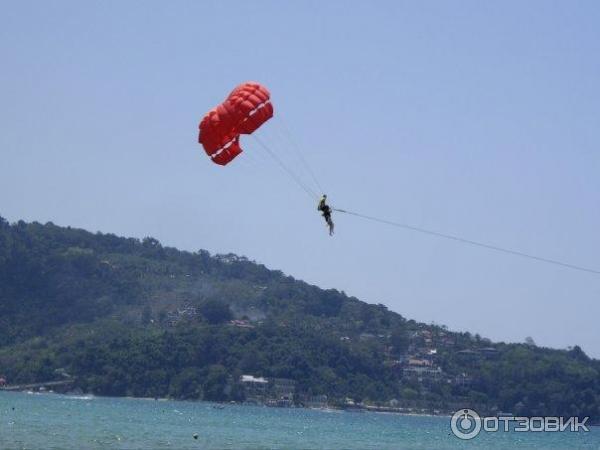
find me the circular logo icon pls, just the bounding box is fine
[451,408,481,440]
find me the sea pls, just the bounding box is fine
[0,391,597,449]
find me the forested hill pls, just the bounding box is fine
[1,216,599,421]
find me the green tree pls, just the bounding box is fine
[202,365,229,401]
[391,328,410,354]
[199,300,233,324]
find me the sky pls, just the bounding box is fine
[1,1,599,355]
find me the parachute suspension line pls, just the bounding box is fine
[251,135,319,201]
[333,208,600,275]
[274,115,325,195]
[239,145,262,166]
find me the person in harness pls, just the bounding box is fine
[317,194,334,236]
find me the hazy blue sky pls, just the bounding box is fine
[1,1,599,355]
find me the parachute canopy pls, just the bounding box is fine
[198,82,274,165]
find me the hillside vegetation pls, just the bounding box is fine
[0,216,598,420]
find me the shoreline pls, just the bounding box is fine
[4,389,599,426]
[0,388,451,418]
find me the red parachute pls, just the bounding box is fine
[198,82,273,165]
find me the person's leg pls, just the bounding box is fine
[326,217,334,235]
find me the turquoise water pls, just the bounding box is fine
[0,391,598,449]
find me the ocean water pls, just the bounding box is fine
[0,391,598,449]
